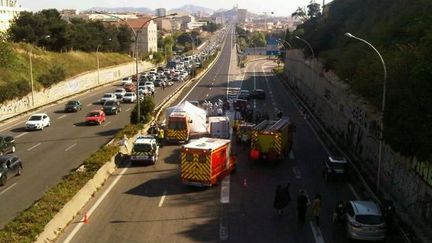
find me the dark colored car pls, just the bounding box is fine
[238,90,251,100]
[102,100,122,115]
[0,155,23,186]
[0,135,15,156]
[250,89,266,99]
[64,100,82,112]
[154,79,164,87]
[85,110,106,125]
[323,156,348,181]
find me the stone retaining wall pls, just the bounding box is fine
[283,49,432,238]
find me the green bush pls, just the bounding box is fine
[130,97,155,124]
[0,41,17,68]
[37,64,66,88]
[115,124,144,140]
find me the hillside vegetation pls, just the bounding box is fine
[290,0,432,161]
[0,41,132,103]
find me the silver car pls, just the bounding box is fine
[345,200,386,241]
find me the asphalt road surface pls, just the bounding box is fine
[56,26,406,243]
[0,30,225,228]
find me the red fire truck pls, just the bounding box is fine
[181,137,236,187]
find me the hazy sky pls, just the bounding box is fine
[17,0,333,17]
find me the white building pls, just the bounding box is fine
[125,18,158,56]
[187,21,207,30]
[0,0,26,32]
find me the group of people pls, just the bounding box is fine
[273,184,322,227]
[147,123,165,147]
[202,100,224,116]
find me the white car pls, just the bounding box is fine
[114,88,126,100]
[26,113,51,130]
[149,68,157,74]
[143,81,155,92]
[100,93,117,104]
[122,92,137,103]
[120,77,133,86]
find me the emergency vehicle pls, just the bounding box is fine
[166,110,191,143]
[250,117,294,162]
[181,137,236,187]
[130,135,159,164]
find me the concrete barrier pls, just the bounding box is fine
[0,61,154,122]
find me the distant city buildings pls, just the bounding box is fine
[237,9,247,23]
[155,8,166,17]
[0,0,26,32]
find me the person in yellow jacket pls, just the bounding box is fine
[158,128,164,147]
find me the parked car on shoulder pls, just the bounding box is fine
[25,113,51,130]
[345,200,386,241]
[122,92,137,103]
[99,93,117,104]
[102,100,121,115]
[64,100,82,112]
[85,110,106,125]
[0,155,22,186]
[250,89,266,99]
[0,135,15,155]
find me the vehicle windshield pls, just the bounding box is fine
[67,101,77,105]
[168,120,186,130]
[29,115,42,121]
[103,94,112,98]
[104,101,115,106]
[133,143,152,153]
[115,89,124,93]
[355,215,384,225]
[87,112,100,117]
[330,163,346,170]
[124,93,133,97]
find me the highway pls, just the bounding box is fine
[0,30,225,227]
[56,26,406,243]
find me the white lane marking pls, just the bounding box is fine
[348,183,360,200]
[103,121,111,127]
[292,167,302,179]
[158,191,167,207]
[0,183,17,196]
[57,114,67,119]
[126,108,131,112]
[219,216,229,240]
[309,221,325,243]
[220,175,230,203]
[27,143,41,151]
[86,103,92,107]
[209,87,212,90]
[63,162,131,243]
[15,132,28,139]
[65,143,77,152]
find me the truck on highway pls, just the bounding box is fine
[181,137,236,187]
[249,117,294,162]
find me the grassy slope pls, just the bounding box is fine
[0,42,133,90]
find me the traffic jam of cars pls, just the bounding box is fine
[0,39,219,186]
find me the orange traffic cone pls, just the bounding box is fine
[243,178,247,188]
[83,213,89,224]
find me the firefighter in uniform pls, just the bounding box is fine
[158,128,164,147]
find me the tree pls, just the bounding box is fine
[130,97,155,124]
[307,1,322,19]
[291,7,308,22]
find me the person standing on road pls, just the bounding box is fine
[297,190,308,224]
[312,194,322,226]
[119,135,129,157]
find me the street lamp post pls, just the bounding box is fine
[95,12,177,123]
[29,35,50,107]
[185,32,196,53]
[295,36,315,59]
[345,32,387,193]
[96,38,112,85]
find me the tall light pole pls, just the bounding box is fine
[345,32,387,193]
[29,35,50,107]
[96,12,177,123]
[96,38,112,85]
[295,36,315,59]
[185,32,196,53]
[277,38,292,49]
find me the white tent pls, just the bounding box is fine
[165,101,207,133]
